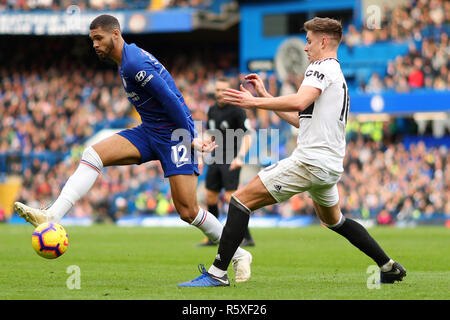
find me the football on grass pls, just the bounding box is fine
[32,222,69,259]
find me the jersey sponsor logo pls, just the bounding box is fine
[305,69,324,81]
[135,70,147,82]
[140,74,153,87]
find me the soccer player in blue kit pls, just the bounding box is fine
[14,14,252,283]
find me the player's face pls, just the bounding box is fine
[215,80,230,106]
[89,28,115,60]
[304,31,323,62]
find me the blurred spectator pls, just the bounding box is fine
[344,0,449,92]
[366,72,384,93]
[396,198,417,227]
[395,76,410,93]
[0,205,5,222]
[1,0,449,224]
[345,24,362,52]
[0,0,213,11]
[408,57,424,88]
[377,209,394,226]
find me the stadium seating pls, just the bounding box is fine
[0,0,448,225]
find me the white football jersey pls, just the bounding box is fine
[292,58,349,174]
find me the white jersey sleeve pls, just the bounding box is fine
[300,61,332,92]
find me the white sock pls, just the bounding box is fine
[191,207,223,242]
[190,207,248,260]
[208,264,227,277]
[48,146,103,221]
[380,259,395,272]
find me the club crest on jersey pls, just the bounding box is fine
[135,70,147,82]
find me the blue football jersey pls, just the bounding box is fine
[118,42,195,139]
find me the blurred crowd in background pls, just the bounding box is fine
[345,0,448,45]
[0,0,212,11]
[344,0,449,93]
[0,0,449,224]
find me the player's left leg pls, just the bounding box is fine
[169,173,253,282]
[311,190,406,283]
[15,133,141,226]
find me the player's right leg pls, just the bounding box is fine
[15,133,141,226]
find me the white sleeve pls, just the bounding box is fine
[300,63,332,92]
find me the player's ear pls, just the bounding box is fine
[113,29,120,39]
[321,35,327,49]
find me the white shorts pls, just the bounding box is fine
[257,156,341,207]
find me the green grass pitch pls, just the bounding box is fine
[0,224,448,300]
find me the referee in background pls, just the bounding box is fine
[198,77,255,247]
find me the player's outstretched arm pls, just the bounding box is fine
[224,82,320,113]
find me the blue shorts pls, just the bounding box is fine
[117,124,199,178]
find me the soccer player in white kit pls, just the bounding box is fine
[179,17,406,287]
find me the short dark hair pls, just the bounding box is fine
[90,14,121,32]
[303,17,343,43]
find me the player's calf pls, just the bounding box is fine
[326,215,392,269]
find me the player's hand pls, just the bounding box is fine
[191,137,217,154]
[197,153,204,174]
[244,74,271,98]
[223,85,257,109]
[229,157,244,170]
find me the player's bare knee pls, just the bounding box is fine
[223,192,233,203]
[177,205,198,224]
[82,146,104,171]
